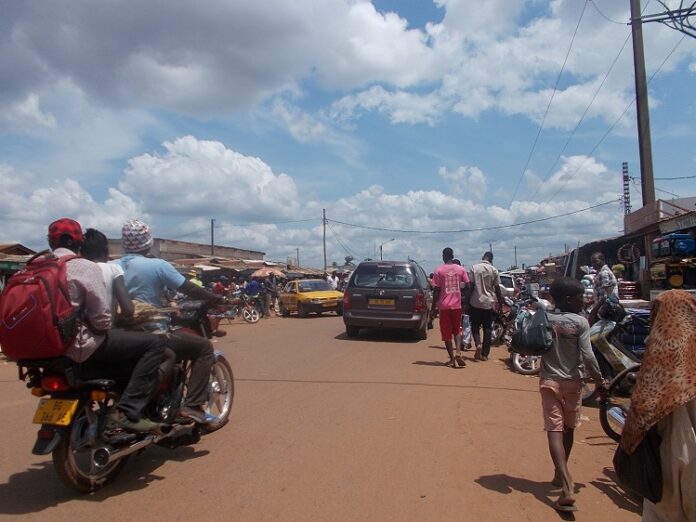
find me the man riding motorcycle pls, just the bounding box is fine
[47,218,166,433]
[117,219,223,424]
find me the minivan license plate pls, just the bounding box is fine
[32,399,78,426]
[369,298,395,306]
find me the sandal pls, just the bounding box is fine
[553,499,578,512]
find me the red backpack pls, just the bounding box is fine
[0,252,79,360]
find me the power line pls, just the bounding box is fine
[326,221,356,258]
[588,0,628,25]
[544,31,686,202]
[654,175,696,180]
[327,199,620,234]
[503,1,589,213]
[528,25,633,202]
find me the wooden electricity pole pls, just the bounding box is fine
[630,0,656,206]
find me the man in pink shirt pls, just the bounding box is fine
[430,247,470,368]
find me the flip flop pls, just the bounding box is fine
[553,500,578,512]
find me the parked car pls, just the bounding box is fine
[342,260,433,339]
[278,279,344,317]
[498,272,518,298]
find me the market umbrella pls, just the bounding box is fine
[250,267,286,279]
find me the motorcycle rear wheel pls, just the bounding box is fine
[203,353,235,433]
[52,401,127,493]
[511,353,540,375]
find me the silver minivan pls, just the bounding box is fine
[342,260,433,339]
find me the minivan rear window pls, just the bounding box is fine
[352,265,416,289]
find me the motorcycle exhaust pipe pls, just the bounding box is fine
[93,423,192,467]
[94,437,154,467]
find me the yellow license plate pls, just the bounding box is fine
[322,302,335,307]
[369,298,395,306]
[32,399,79,426]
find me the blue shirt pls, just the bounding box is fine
[245,280,262,296]
[115,254,186,306]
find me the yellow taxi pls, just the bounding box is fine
[278,279,344,317]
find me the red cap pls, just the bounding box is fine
[48,218,84,244]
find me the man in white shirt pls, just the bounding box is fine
[468,251,504,361]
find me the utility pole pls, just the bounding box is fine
[514,245,518,268]
[322,209,327,272]
[630,0,656,207]
[210,218,215,256]
[296,247,300,268]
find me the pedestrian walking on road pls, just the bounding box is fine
[430,248,470,368]
[541,277,604,513]
[468,251,504,361]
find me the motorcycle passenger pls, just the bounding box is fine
[47,218,166,434]
[117,219,222,424]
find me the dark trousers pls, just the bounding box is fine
[164,332,214,408]
[90,329,165,420]
[469,306,494,357]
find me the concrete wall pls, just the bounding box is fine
[108,238,264,262]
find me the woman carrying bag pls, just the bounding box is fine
[618,290,696,521]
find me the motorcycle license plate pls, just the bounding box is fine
[32,399,79,426]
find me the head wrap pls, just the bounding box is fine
[621,290,696,453]
[122,219,153,253]
[48,218,84,245]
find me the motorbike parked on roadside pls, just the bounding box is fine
[580,308,649,406]
[503,290,553,375]
[208,291,261,324]
[16,299,234,493]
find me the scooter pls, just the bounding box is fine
[16,299,234,493]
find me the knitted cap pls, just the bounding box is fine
[122,219,153,252]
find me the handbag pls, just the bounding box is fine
[510,309,554,356]
[612,425,663,503]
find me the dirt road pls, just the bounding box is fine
[0,315,640,521]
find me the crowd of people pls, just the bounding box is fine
[428,245,696,519]
[5,222,694,519]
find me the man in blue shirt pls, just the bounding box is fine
[118,220,222,423]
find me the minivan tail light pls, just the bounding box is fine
[414,291,426,313]
[343,292,351,310]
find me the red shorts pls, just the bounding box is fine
[439,308,463,341]
[540,378,582,432]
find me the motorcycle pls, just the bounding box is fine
[503,291,553,375]
[209,291,261,324]
[16,299,234,493]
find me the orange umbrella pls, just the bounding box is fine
[250,267,286,279]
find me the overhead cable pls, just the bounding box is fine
[503,0,589,212]
[545,32,686,202]
[326,198,620,234]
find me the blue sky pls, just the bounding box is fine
[1,0,695,273]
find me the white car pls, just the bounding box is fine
[499,272,518,298]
